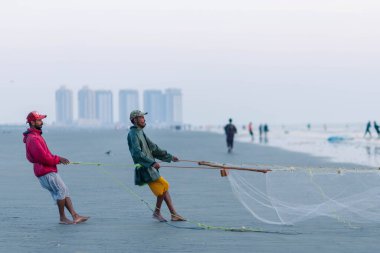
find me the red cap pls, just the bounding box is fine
[26,111,47,123]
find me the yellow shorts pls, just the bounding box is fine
[148,176,170,197]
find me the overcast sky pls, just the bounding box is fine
[1,0,379,125]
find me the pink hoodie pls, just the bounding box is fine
[23,128,60,177]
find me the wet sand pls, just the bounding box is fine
[0,128,377,252]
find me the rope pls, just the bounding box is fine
[70,161,272,173]
[70,160,380,175]
[70,162,207,170]
[178,159,201,163]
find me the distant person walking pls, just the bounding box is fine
[23,111,89,224]
[248,122,254,141]
[374,121,380,137]
[224,118,237,153]
[259,124,263,142]
[263,124,269,143]
[127,110,185,222]
[364,121,372,138]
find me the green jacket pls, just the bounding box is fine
[127,126,173,185]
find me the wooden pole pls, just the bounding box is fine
[198,161,271,174]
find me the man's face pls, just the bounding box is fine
[135,116,146,128]
[31,119,43,130]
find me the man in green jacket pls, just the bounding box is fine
[127,110,185,222]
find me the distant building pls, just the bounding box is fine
[143,90,165,125]
[119,89,139,126]
[78,86,97,125]
[55,86,73,125]
[57,87,183,127]
[95,90,113,125]
[165,88,182,126]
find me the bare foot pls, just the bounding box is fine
[73,214,90,224]
[59,217,74,225]
[171,214,186,221]
[152,212,167,222]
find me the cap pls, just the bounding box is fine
[26,111,47,123]
[130,110,148,120]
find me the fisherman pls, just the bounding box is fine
[23,111,89,224]
[127,110,186,222]
[224,118,237,153]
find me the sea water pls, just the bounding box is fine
[206,123,380,167]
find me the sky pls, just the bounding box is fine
[1,0,379,125]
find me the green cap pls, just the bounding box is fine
[130,110,148,120]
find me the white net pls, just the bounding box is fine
[227,166,380,225]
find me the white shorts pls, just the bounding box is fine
[38,172,69,201]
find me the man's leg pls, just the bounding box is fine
[149,179,167,222]
[153,195,167,222]
[227,138,232,152]
[40,174,73,224]
[163,191,186,221]
[149,177,185,221]
[64,197,89,224]
[57,199,73,224]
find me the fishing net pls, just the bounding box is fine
[227,166,380,225]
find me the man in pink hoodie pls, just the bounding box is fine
[23,111,89,224]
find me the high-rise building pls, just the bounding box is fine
[55,86,73,125]
[119,89,139,125]
[78,86,96,120]
[165,88,183,125]
[143,90,165,125]
[95,90,113,125]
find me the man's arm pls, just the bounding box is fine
[27,137,60,166]
[144,135,173,162]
